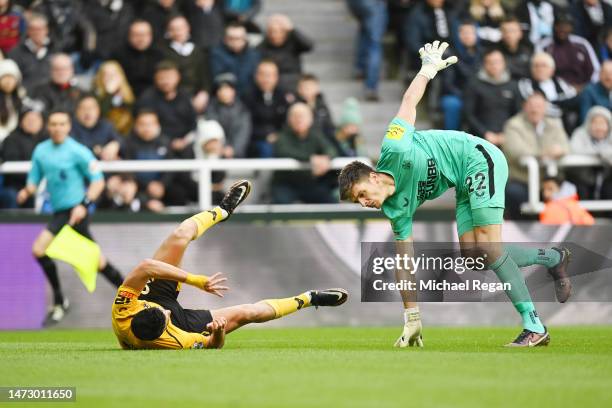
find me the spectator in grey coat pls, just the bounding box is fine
[205,73,251,158]
[567,106,612,199]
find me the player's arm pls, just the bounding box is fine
[395,41,458,126]
[393,235,424,348]
[122,258,228,297]
[16,150,42,205]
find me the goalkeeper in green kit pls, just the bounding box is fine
[339,41,572,348]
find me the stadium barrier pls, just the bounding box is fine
[521,155,612,214]
[0,157,372,209]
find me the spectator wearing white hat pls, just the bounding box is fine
[193,119,226,204]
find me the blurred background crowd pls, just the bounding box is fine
[0,0,609,219]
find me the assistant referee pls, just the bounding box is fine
[17,109,124,326]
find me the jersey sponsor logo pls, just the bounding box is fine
[385,124,405,140]
[417,159,438,204]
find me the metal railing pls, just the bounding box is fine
[0,158,371,209]
[520,154,612,214]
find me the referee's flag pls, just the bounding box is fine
[45,226,100,293]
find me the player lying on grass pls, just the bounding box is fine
[112,180,348,349]
[339,41,571,348]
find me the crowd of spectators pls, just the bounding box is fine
[368,0,611,217]
[0,0,364,210]
[0,0,610,217]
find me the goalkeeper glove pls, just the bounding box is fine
[394,307,424,348]
[417,41,458,80]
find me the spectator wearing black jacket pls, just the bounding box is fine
[122,109,171,212]
[162,15,211,97]
[404,0,456,69]
[258,14,314,92]
[205,73,251,158]
[498,17,533,80]
[135,60,197,158]
[184,0,225,51]
[31,0,96,70]
[570,0,612,54]
[141,0,180,44]
[440,19,482,130]
[31,53,84,114]
[7,13,55,93]
[463,48,521,146]
[85,0,135,61]
[113,20,164,97]
[1,109,45,208]
[242,59,293,158]
[71,95,121,161]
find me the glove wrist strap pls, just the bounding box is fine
[417,66,437,80]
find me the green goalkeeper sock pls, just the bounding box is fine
[505,245,561,268]
[490,251,545,333]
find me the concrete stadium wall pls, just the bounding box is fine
[1,220,611,330]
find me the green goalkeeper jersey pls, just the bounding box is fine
[376,117,483,240]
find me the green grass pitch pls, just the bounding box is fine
[1,326,611,408]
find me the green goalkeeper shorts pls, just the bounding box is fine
[455,141,508,237]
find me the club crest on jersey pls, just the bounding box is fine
[402,160,412,169]
[386,124,405,140]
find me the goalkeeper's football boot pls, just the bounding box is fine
[547,247,572,303]
[219,180,251,220]
[505,327,550,347]
[43,298,70,327]
[310,288,348,308]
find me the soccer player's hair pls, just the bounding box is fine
[338,161,375,202]
[131,307,167,341]
[155,60,179,73]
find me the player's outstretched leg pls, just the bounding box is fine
[472,224,550,347]
[211,288,348,333]
[505,245,572,302]
[152,180,252,267]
